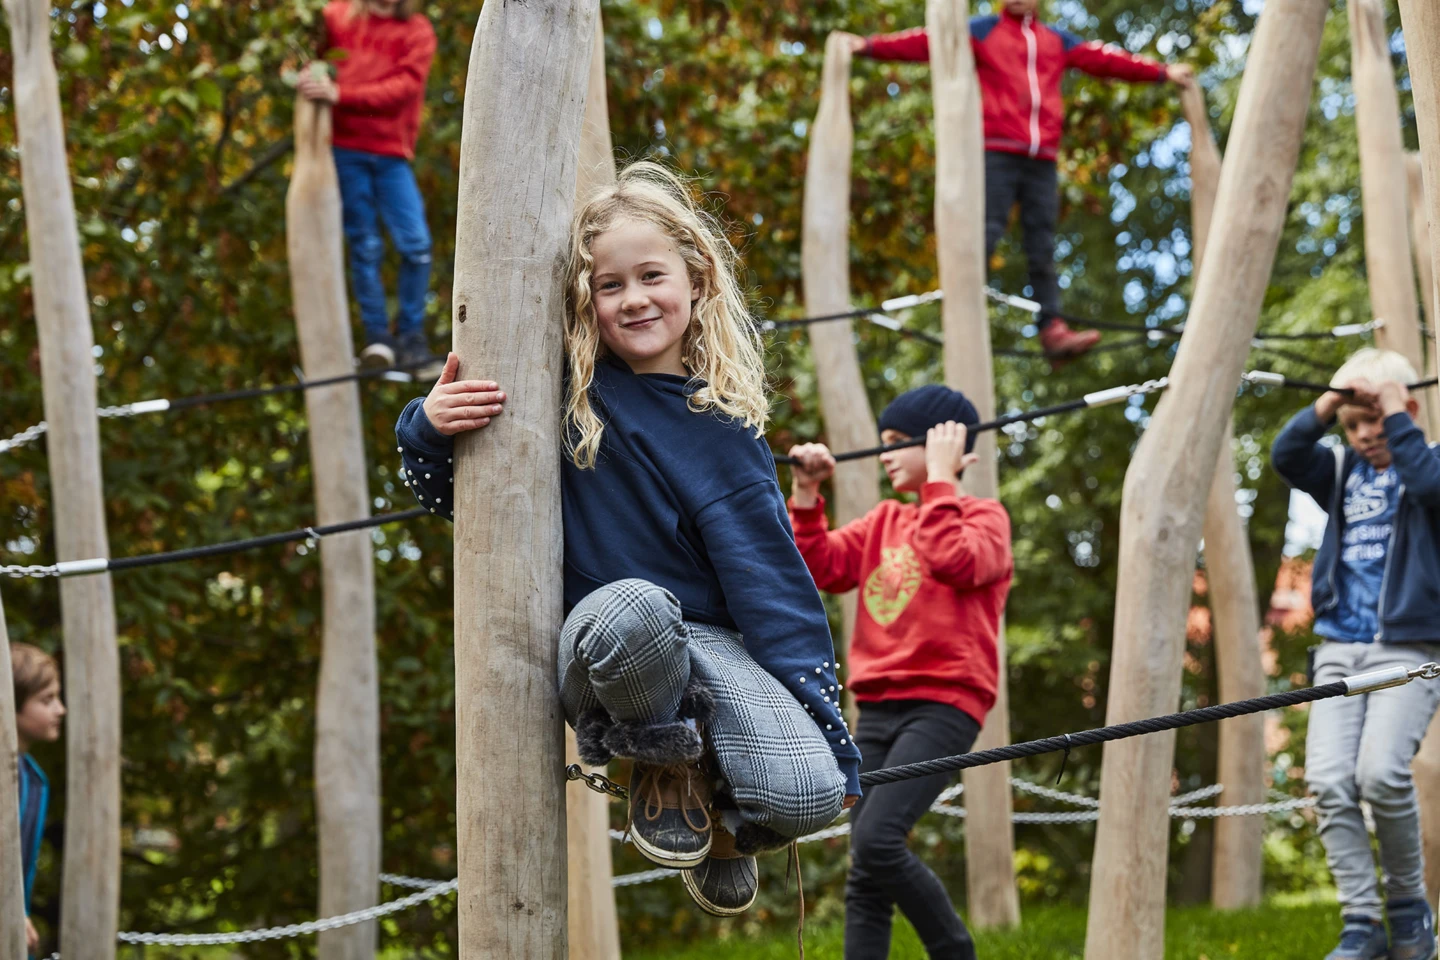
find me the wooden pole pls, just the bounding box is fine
[451,2,596,957]
[565,16,622,960]
[1398,0,1440,379]
[1182,83,1266,911]
[928,0,1020,928]
[285,93,381,960]
[1404,154,1440,431]
[1402,148,1440,908]
[1395,4,1440,900]
[1083,2,1325,956]
[0,593,28,960]
[1350,0,1427,417]
[4,0,123,955]
[802,33,881,674]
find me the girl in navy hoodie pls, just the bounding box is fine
[395,162,857,917]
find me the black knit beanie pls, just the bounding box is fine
[877,385,981,453]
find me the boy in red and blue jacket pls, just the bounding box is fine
[787,385,1012,960]
[843,0,1193,360]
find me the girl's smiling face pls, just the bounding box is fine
[589,218,699,376]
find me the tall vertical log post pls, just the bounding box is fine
[802,34,881,672]
[451,2,597,957]
[1404,154,1440,431]
[0,594,27,960]
[928,0,1020,927]
[1395,0,1440,892]
[4,0,123,956]
[564,15,622,960]
[1398,0,1440,375]
[1083,3,1325,957]
[285,93,381,959]
[1350,0,1428,434]
[1183,83,1266,910]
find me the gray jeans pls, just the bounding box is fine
[1307,641,1440,920]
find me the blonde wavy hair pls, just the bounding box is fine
[563,162,769,469]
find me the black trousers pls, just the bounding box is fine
[984,151,1061,322]
[845,700,982,960]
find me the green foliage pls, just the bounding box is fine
[0,0,1427,951]
[622,901,1344,959]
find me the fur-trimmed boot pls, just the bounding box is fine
[572,679,718,869]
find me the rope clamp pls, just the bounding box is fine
[566,764,630,801]
[1343,662,1440,696]
[1055,733,1073,785]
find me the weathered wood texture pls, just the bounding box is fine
[803,33,882,672]
[576,14,616,205]
[1183,83,1265,910]
[1404,154,1440,431]
[0,593,27,960]
[4,0,122,955]
[451,2,597,957]
[1399,0,1440,383]
[1083,2,1325,956]
[1350,0,1426,415]
[928,0,1019,927]
[285,96,381,960]
[566,17,622,960]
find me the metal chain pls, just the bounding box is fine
[114,878,457,946]
[0,563,60,579]
[0,420,48,454]
[567,764,630,800]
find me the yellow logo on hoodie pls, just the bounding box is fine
[863,545,923,626]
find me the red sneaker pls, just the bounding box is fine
[1038,318,1102,360]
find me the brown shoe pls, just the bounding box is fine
[1038,317,1101,360]
[682,820,759,916]
[628,762,713,869]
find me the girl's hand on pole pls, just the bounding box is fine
[925,421,978,483]
[422,353,506,436]
[834,31,867,54]
[787,443,836,507]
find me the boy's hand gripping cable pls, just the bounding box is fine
[571,663,1440,800]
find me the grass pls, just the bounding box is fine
[624,900,1344,960]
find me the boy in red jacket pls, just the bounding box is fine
[298,0,437,373]
[787,385,1012,960]
[843,0,1193,360]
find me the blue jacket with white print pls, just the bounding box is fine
[394,355,862,795]
[1272,406,1440,643]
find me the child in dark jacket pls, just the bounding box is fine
[787,385,1013,960]
[10,642,65,957]
[1271,348,1440,960]
[842,0,1192,360]
[396,162,856,918]
[298,0,438,372]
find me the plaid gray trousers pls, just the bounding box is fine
[558,578,846,840]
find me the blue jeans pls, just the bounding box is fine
[333,147,432,342]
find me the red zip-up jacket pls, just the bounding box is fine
[321,1,437,159]
[788,483,1013,725]
[862,11,1168,161]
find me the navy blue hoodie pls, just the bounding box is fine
[395,355,862,795]
[1272,406,1440,643]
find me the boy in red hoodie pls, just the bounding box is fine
[298,0,437,372]
[787,385,1012,960]
[842,0,1193,360]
